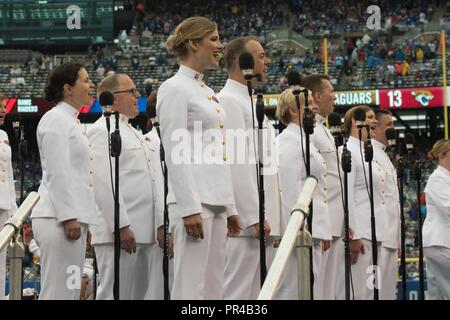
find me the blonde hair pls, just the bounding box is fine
[428,139,450,164]
[97,74,123,98]
[166,16,218,58]
[276,88,310,125]
[0,91,5,102]
[343,105,372,136]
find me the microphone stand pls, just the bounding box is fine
[154,122,171,300]
[396,155,407,300]
[364,128,379,300]
[255,92,267,285]
[110,112,122,300]
[303,96,315,300]
[341,137,352,300]
[411,158,425,300]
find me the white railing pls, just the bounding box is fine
[258,176,317,300]
[0,192,40,300]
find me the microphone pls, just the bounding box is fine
[328,112,343,147]
[99,91,114,133]
[354,108,366,141]
[239,52,255,82]
[385,127,397,151]
[287,70,302,95]
[404,132,415,166]
[256,93,265,126]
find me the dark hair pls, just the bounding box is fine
[375,109,392,121]
[301,74,331,94]
[44,62,84,103]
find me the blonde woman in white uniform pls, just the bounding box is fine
[31,62,98,300]
[156,17,238,300]
[424,139,450,299]
[0,93,18,300]
[275,88,332,299]
[338,106,388,300]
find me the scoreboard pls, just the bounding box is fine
[378,87,444,109]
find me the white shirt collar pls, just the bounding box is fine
[372,139,387,151]
[177,64,204,82]
[224,79,250,97]
[315,114,326,125]
[57,101,79,119]
[437,165,450,178]
[286,122,304,135]
[348,135,364,146]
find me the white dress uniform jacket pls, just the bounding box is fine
[372,139,400,249]
[87,115,163,245]
[0,129,17,301]
[218,79,282,300]
[218,79,282,235]
[157,65,235,219]
[423,165,450,299]
[372,139,401,300]
[278,123,331,241]
[31,102,98,225]
[423,165,450,249]
[0,130,17,216]
[311,114,344,237]
[344,136,388,242]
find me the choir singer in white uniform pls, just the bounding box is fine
[31,62,98,300]
[156,16,238,300]
[302,75,341,299]
[424,139,450,299]
[275,88,332,299]
[338,106,388,300]
[0,93,18,300]
[218,36,283,300]
[87,74,164,299]
[372,109,400,300]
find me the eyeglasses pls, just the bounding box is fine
[113,88,139,96]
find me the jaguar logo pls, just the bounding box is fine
[411,90,434,107]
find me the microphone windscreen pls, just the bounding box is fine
[238,52,254,71]
[99,91,114,107]
[328,112,342,127]
[385,127,397,140]
[354,107,366,122]
[404,132,415,146]
[287,70,302,87]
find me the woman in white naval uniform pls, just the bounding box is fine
[31,63,98,300]
[423,139,450,299]
[0,93,18,300]
[156,17,237,300]
[338,106,388,300]
[275,88,332,299]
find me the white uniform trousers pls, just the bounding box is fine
[337,239,381,300]
[223,236,274,300]
[380,246,398,300]
[0,210,7,300]
[274,239,324,300]
[33,217,87,300]
[170,204,227,300]
[321,237,342,300]
[146,245,174,299]
[424,246,450,299]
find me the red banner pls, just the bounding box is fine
[379,87,443,109]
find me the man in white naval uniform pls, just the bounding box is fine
[302,75,340,299]
[0,95,18,300]
[218,36,282,300]
[372,109,400,300]
[87,74,164,299]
